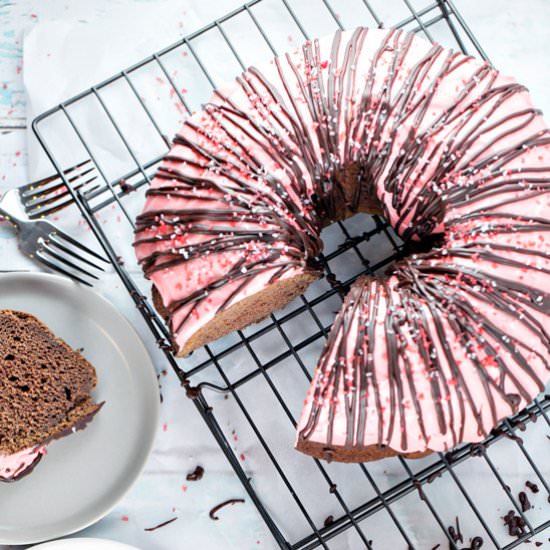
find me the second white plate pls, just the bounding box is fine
[30,538,142,550]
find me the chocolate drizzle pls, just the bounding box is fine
[134,28,550,455]
[144,516,178,532]
[208,498,245,520]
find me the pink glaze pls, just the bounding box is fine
[0,446,44,481]
[135,28,550,455]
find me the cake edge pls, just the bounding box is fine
[295,437,432,463]
[152,271,322,357]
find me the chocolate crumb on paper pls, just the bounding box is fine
[526,481,540,493]
[186,465,204,481]
[323,515,334,527]
[119,178,135,194]
[519,491,532,512]
[503,510,527,537]
[209,498,245,520]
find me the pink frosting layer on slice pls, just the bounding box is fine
[0,446,44,481]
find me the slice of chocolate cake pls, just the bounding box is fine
[0,309,103,482]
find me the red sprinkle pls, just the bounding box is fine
[121,516,129,522]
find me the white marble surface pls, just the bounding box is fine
[0,1,549,549]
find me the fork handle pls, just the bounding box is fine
[0,192,24,230]
[0,207,22,230]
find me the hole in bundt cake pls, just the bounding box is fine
[400,233,445,256]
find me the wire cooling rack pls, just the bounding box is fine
[31,0,550,548]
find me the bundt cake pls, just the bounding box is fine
[134,28,550,461]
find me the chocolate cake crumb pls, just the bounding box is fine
[448,517,463,544]
[322,447,334,462]
[503,510,527,537]
[427,471,442,484]
[324,515,334,527]
[185,385,201,399]
[329,483,337,494]
[470,536,484,549]
[519,491,532,512]
[514,420,527,432]
[186,465,204,481]
[526,481,539,493]
[119,179,135,194]
[209,498,245,520]
[144,516,178,531]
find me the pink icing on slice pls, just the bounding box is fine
[0,446,45,481]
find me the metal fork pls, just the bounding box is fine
[18,159,100,219]
[0,189,108,286]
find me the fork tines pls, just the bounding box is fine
[36,226,109,287]
[19,159,99,219]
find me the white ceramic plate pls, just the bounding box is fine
[0,273,159,545]
[30,538,142,550]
